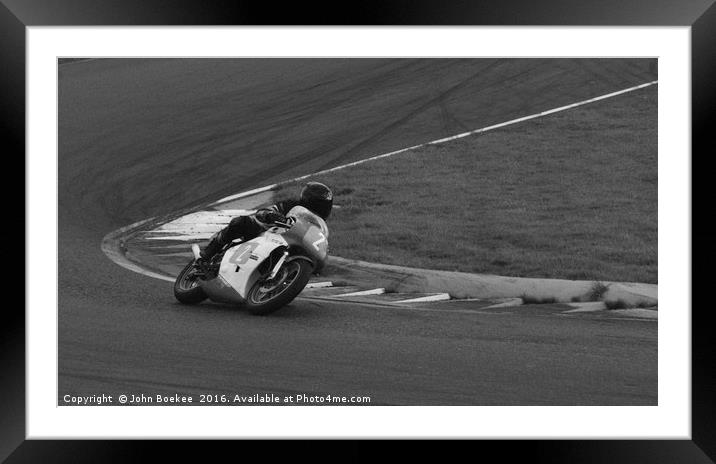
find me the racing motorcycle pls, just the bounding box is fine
[173,205,328,315]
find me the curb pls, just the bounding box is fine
[322,256,657,308]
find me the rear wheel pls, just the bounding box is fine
[174,260,208,304]
[245,258,313,315]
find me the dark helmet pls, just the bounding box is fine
[300,182,333,219]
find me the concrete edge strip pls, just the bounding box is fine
[211,80,658,206]
[395,293,451,304]
[333,288,386,297]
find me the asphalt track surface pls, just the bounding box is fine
[59,58,657,405]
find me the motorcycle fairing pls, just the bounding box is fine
[200,273,245,304]
[219,232,289,299]
[282,206,329,263]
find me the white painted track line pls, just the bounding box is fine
[395,293,451,304]
[333,288,386,297]
[213,80,658,206]
[212,185,276,205]
[426,81,658,145]
[100,217,176,282]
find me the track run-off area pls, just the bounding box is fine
[60,58,657,405]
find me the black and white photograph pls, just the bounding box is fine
[7,1,711,455]
[58,57,658,407]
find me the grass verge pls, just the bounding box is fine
[276,85,657,283]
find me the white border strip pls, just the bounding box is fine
[304,281,334,289]
[395,293,451,304]
[213,80,657,205]
[334,288,386,297]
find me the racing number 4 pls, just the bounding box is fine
[228,242,259,265]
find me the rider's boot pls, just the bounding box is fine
[200,233,224,261]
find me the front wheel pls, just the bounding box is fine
[245,258,313,315]
[174,260,208,304]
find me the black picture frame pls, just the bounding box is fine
[3,0,714,461]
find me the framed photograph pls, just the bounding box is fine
[6,0,714,460]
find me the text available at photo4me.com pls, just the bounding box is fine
[61,392,372,405]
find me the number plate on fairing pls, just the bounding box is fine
[218,233,288,299]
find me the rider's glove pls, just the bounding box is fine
[256,210,285,224]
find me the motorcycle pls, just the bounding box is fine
[173,205,329,315]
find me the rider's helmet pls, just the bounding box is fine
[300,182,333,220]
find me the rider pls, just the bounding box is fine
[199,181,333,261]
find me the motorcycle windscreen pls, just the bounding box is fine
[287,205,329,238]
[219,233,288,299]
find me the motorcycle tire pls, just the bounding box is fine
[174,260,208,304]
[245,258,313,316]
